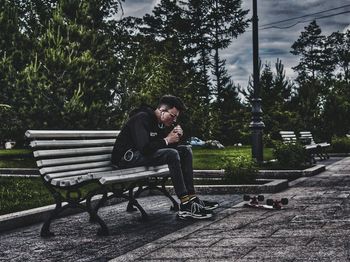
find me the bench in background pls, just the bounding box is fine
[299,131,330,160]
[25,130,178,237]
[279,131,318,163]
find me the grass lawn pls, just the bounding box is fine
[0,177,54,215]
[0,176,104,216]
[192,146,274,169]
[0,149,32,156]
[0,149,36,168]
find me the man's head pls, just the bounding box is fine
[157,95,186,127]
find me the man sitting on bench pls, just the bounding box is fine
[111,95,218,219]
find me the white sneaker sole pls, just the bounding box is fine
[177,211,213,220]
[203,204,219,211]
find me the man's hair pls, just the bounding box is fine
[158,95,186,111]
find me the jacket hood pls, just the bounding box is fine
[129,104,156,118]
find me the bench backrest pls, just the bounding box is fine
[299,131,316,145]
[25,130,119,185]
[279,131,297,144]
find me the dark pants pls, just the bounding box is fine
[118,145,195,198]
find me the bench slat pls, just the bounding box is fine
[280,134,296,138]
[305,144,318,150]
[30,139,116,148]
[49,165,169,187]
[299,131,330,148]
[51,174,95,187]
[33,146,113,158]
[317,142,330,147]
[99,168,170,185]
[40,161,112,175]
[279,131,297,145]
[37,154,111,168]
[89,164,169,178]
[279,131,295,135]
[25,130,119,139]
[45,166,115,182]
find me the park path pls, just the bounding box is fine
[112,157,350,261]
[0,157,349,261]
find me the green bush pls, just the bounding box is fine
[223,155,258,184]
[331,136,350,153]
[263,134,276,148]
[273,142,309,169]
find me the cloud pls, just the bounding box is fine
[119,0,160,19]
[344,24,350,32]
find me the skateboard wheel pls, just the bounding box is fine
[243,195,251,201]
[258,195,264,202]
[266,199,274,206]
[281,198,288,205]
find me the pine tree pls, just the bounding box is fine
[0,0,30,145]
[14,1,121,131]
[206,0,249,102]
[291,21,331,131]
[328,30,350,83]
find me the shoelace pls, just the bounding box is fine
[197,198,206,207]
[190,201,204,215]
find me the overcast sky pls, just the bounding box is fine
[118,0,350,88]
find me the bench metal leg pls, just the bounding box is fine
[42,187,110,237]
[41,202,62,237]
[306,149,316,165]
[324,151,330,159]
[315,146,325,160]
[85,206,110,236]
[129,199,149,221]
[318,147,330,160]
[132,178,179,211]
[126,187,141,212]
[41,188,64,237]
[86,188,108,222]
[126,188,148,221]
[85,188,110,236]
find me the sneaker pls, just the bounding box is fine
[192,197,219,211]
[178,199,213,220]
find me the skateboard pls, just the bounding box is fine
[243,194,264,204]
[265,198,288,210]
[243,194,268,209]
[243,195,288,210]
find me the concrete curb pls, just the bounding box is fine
[257,164,326,180]
[163,179,288,195]
[193,165,326,181]
[0,196,124,234]
[0,168,39,176]
[0,203,70,233]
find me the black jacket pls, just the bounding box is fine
[111,105,172,165]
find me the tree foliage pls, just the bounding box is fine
[291,20,350,140]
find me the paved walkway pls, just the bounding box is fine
[1,157,350,261]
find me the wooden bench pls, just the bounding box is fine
[279,131,318,163]
[299,131,330,160]
[25,130,178,237]
[279,131,298,144]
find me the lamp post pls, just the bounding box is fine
[250,0,265,162]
